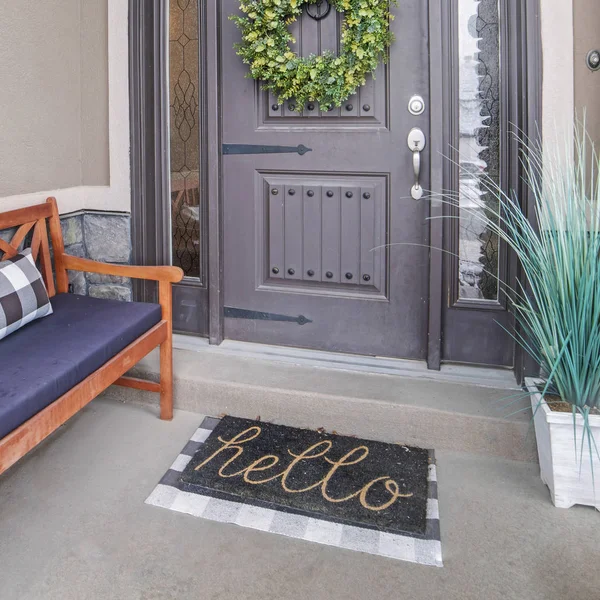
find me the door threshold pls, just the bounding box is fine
[173,335,519,390]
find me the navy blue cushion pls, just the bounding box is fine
[0,293,162,440]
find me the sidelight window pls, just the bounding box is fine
[168,0,202,279]
[456,0,502,301]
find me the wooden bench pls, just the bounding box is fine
[0,198,183,476]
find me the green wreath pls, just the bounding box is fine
[231,0,396,110]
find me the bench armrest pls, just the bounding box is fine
[62,255,184,284]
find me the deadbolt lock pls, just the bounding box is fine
[408,95,425,116]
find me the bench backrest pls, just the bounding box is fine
[0,198,68,297]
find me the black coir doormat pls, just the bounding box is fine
[147,416,442,566]
[180,416,430,537]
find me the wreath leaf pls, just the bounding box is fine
[231,0,396,111]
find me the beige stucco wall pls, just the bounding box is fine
[574,0,600,145]
[0,1,82,196]
[0,0,129,215]
[81,0,110,186]
[541,0,600,149]
[0,0,109,199]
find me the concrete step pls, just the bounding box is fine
[105,343,537,462]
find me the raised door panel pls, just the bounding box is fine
[260,173,387,297]
[261,8,386,127]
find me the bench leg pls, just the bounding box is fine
[159,281,174,421]
[160,339,174,420]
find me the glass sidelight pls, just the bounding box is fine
[168,0,202,279]
[441,0,519,367]
[456,0,501,301]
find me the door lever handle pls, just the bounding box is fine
[407,128,426,200]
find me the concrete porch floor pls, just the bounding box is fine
[1,397,598,600]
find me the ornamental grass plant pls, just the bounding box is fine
[455,125,600,466]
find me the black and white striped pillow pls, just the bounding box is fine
[0,249,53,341]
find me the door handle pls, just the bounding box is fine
[407,128,426,200]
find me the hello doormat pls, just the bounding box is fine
[146,416,442,567]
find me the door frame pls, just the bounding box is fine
[129,0,542,375]
[437,0,543,373]
[129,0,213,337]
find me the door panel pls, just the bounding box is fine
[221,0,430,359]
[262,174,387,294]
[262,8,385,124]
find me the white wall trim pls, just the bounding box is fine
[99,0,131,213]
[541,0,575,149]
[0,0,130,216]
[0,186,106,215]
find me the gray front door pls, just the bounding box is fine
[221,1,430,359]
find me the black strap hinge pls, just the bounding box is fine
[222,144,312,156]
[224,307,312,326]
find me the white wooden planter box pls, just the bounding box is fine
[525,378,600,509]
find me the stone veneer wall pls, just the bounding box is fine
[60,212,133,301]
[0,211,132,302]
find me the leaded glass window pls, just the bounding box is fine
[457,0,501,301]
[169,0,201,278]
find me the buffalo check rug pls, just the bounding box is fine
[146,416,443,567]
